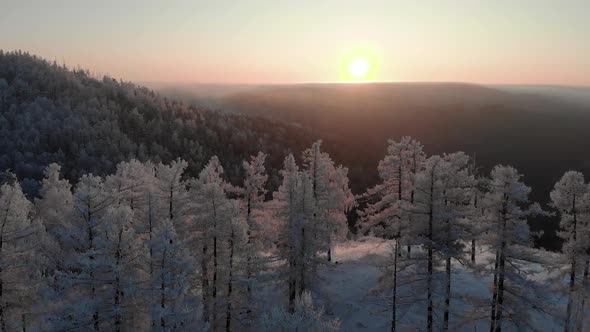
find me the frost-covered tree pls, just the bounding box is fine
[302,140,354,263]
[149,218,200,330]
[272,154,312,311]
[550,171,590,332]
[433,152,474,331]
[259,291,340,332]
[357,137,425,332]
[34,164,74,327]
[0,179,40,331]
[224,203,247,331]
[239,152,269,318]
[105,159,154,211]
[93,205,145,331]
[481,165,546,332]
[155,159,189,223]
[466,156,486,264]
[189,156,235,329]
[57,173,112,330]
[35,164,73,240]
[359,137,425,245]
[410,155,448,332]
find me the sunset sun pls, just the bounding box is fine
[348,57,369,79]
[339,46,380,81]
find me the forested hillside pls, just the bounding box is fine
[162,82,590,250]
[1,137,587,331]
[0,51,319,193]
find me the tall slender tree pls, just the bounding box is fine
[190,156,234,329]
[0,178,39,331]
[149,218,199,330]
[550,171,589,332]
[482,165,545,332]
[302,141,354,263]
[357,136,425,332]
[240,152,268,308]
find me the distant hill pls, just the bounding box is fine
[492,84,590,107]
[158,82,590,251]
[0,51,320,193]
[4,50,589,250]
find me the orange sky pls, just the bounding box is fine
[1,1,589,85]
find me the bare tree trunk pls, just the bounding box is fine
[202,244,210,323]
[443,256,451,332]
[471,239,476,264]
[398,163,403,258]
[0,267,5,332]
[565,204,578,332]
[212,199,219,331]
[168,188,174,221]
[490,250,499,332]
[226,228,235,332]
[148,193,156,328]
[288,252,296,313]
[213,232,218,331]
[245,198,253,316]
[578,260,589,332]
[114,230,123,332]
[564,257,577,332]
[148,193,154,276]
[391,240,399,332]
[495,247,506,332]
[161,249,167,329]
[494,203,508,332]
[87,209,99,331]
[288,213,296,313]
[299,226,306,296]
[427,173,434,332]
[0,222,5,332]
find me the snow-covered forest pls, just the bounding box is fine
[1,138,589,331]
[1,51,589,331]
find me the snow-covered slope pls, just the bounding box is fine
[310,237,568,332]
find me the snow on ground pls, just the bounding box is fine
[312,237,567,332]
[318,237,392,331]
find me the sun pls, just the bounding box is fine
[339,45,380,82]
[349,57,369,79]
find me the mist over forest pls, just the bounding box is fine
[1,51,589,331]
[155,81,590,251]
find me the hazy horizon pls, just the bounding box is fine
[2,1,590,85]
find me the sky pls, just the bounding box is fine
[1,0,589,85]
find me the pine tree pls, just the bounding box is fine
[411,155,447,332]
[272,154,310,312]
[94,205,145,331]
[0,178,39,331]
[149,218,199,330]
[35,164,73,242]
[62,173,112,330]
[482,165,545,332]
[301,140,354,263]
[239,152,268,319]
[34,164,74,328]
[466,156,486,264]
[550,171,589,332]
[155,158,189,223]
[434,152,474,332]
[357,136,425,332]
[189,156,234,329]
[260,291,340,332]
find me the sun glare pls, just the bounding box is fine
[349,57,369,79]
[339,45,381,82]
